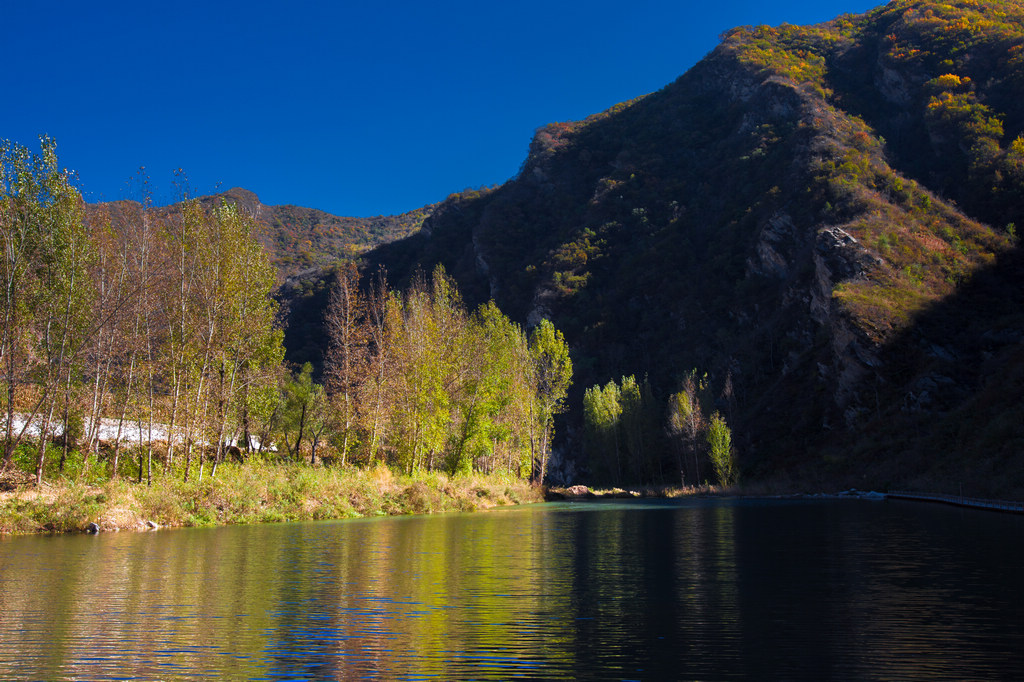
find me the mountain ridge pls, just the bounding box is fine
[86,187,435,277]
[355,0,1024,493]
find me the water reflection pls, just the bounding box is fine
[1,498,1023,679]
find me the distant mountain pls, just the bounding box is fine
[356,0,1024,494]
[89,187,434,278]
[87,190,436,375]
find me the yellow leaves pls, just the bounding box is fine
[926,90,957,111]
[1010,135,1024,157]
[1003,135,1024,180]
[925,87,1005,145]
[932,73,966,90]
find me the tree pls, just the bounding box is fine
[707,411,736,486]
[668,370,707,486]
[666,392,690,486]
[0,138,74,467]
[81,213,127,466]
[584,380,622,483]
[280,363,320,460]
[32,159,96,484]
[241,364,284,458]
[619,375,658,482]
[446,301,534,477]
[306,381,330,465]
[358,267,393,466]
[386,268,457,474]
[159,182,201,473]
[351,266,553,479]
[0,138,108,482]
[121,171,161,487]
[529,319,572,484]
[195,201,282,477]
[323,262,368,465]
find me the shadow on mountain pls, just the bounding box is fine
[290,1,1024,492]
[827,241,1024,497]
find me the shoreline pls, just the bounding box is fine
[886,489,1024,514]
[545,483,735,501]
[10,473,1020,538]
[0,463,544,536]
[547,486,1024,519]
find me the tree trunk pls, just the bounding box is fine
[183,440,193,483]
[111,354,136,479]
[35,401,58,486]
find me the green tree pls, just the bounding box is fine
[280,363,320,461]
[386,269,455,474]
[445,300,534,477]
[200,201,282,477]
[707,411,736,486]
[619,375,658,482]
[31,155,96,484]
[354,267,563,480]
[0,138,76,467]
[240,364,284,458]
[528,318,572,484]
[583,380,622,483]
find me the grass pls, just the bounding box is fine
[0,453,544,535]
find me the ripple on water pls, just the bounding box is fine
[0,499,1022,679]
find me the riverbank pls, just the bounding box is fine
[545,483,734,500]
[0,463,544,535]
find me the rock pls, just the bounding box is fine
[747,213,798,278]
[982,328,1024,346]
[836,488,886,500]
[145,520,159,530]
[85,522,100,534]
[876,65,912,106]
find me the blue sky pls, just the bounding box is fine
[4,0,878,217]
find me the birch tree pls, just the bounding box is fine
[0,138,99,480]
[668,370,707,486]
[203,201,281,477]
[32,163,95,484]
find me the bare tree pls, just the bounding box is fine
[323,262,368,465]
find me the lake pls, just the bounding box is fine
[1,497,1022,680]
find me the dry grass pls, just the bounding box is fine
[0,462,544,535]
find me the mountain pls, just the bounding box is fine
[89,187,434,278]
[356,0,1024,495]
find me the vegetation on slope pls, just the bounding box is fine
[90,186,434,278]
[360,0,1024,496]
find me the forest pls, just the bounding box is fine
[0,137,572,497]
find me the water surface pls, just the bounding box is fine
[1,497,1022,680]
